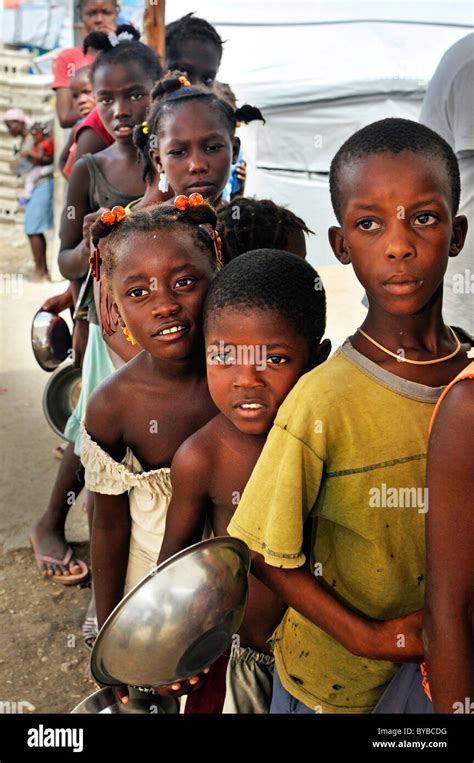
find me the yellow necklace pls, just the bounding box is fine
[357,326,461,365]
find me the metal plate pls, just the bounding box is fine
[31,309,72,372]
[71,686,178,714]
[91,537,250,689]
[42,363,82,440]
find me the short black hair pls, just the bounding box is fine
[204,249,326,353]
[166,13,224,66]
[134,74,264,184]
[85,24,162,83]
[329,117,461,222]
[217,197,313,263]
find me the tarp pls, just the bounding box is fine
[166,1,473,265]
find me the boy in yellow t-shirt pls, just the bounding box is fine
[228,117,472,713]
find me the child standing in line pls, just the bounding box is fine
[82,197,222,636]
[30,28,162,585]
[228,118,471,713]
[158,249,331,712]
[132,73,263,213]
[60,67,96,179]
[424,360,474,712]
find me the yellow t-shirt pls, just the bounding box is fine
[228,340,445,713]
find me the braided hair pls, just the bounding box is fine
[84,24,162,84]
[91,201,220,289]
[133,72,265,184]
[217,198,313,264]
[166,13,224,67]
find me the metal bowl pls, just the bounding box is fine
[31,309,72,371]
[91,537,250,689]
[42,363,82,440]
[71,686,178,714]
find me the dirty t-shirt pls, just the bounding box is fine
[228,340,444,713]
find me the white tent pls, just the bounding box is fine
[167,1,473,266]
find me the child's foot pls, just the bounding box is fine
[30,519,88,582]
[32,270,50,283]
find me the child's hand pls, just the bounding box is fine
[236,161,247,185]
[366,610,424,662]
[82,210,101,257]
[42,289,74,315]
[154,668,210,698]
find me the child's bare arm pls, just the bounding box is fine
[424,380,474,712]
[92,492,131,629]
[251,554,423,661]
[85,381,131,628]
[158,437,211,564]
[58,159,93,280]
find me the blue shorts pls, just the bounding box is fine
[23,176,53,235]
[270,666,314,714]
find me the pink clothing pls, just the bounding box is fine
[52,48,94,89]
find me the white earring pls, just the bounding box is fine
[158,172,169,193]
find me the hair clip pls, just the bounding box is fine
[178,75,191,87]
[174,193,204,211]
[142,121,149,135]
[108,31,134,47]
[100,206,127,226]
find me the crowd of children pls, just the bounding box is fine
[25,8,473,714]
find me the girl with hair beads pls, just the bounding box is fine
[31,28,160,644]
[82,196,222,635]
[131,72,264,211]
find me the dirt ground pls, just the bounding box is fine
[0,544,95,714]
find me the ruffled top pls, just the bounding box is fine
[80,423,172,592]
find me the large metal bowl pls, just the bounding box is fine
[42,363,82,440]
[71,686,178,714]
[91,537,250,689]
[31,309,72,371]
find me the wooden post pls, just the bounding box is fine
[143,2,166,65]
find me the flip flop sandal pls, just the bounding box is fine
[34,545,89,586]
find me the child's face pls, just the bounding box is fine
[112,230,214,361]
[94,63,153,143]
[70,75,95,117]
[205,307,312,435]
[151,101,238,203]
[166,39,220,86]
[81,0,117,34]
[329,151,467,316]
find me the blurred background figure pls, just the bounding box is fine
[3,108,54,281]
[420,33,474,335]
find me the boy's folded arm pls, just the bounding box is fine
[250,553,424,661]
[158,438,211,565]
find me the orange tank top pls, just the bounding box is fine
[429,360,474,434]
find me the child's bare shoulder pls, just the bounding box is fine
[85,362,133,446]
[172,415,221,477]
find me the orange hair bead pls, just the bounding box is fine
[178,75,191,87]
[112,205,127,222]
[100,209,116,226]
[188,192,204,207]
[174,195,188,210]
